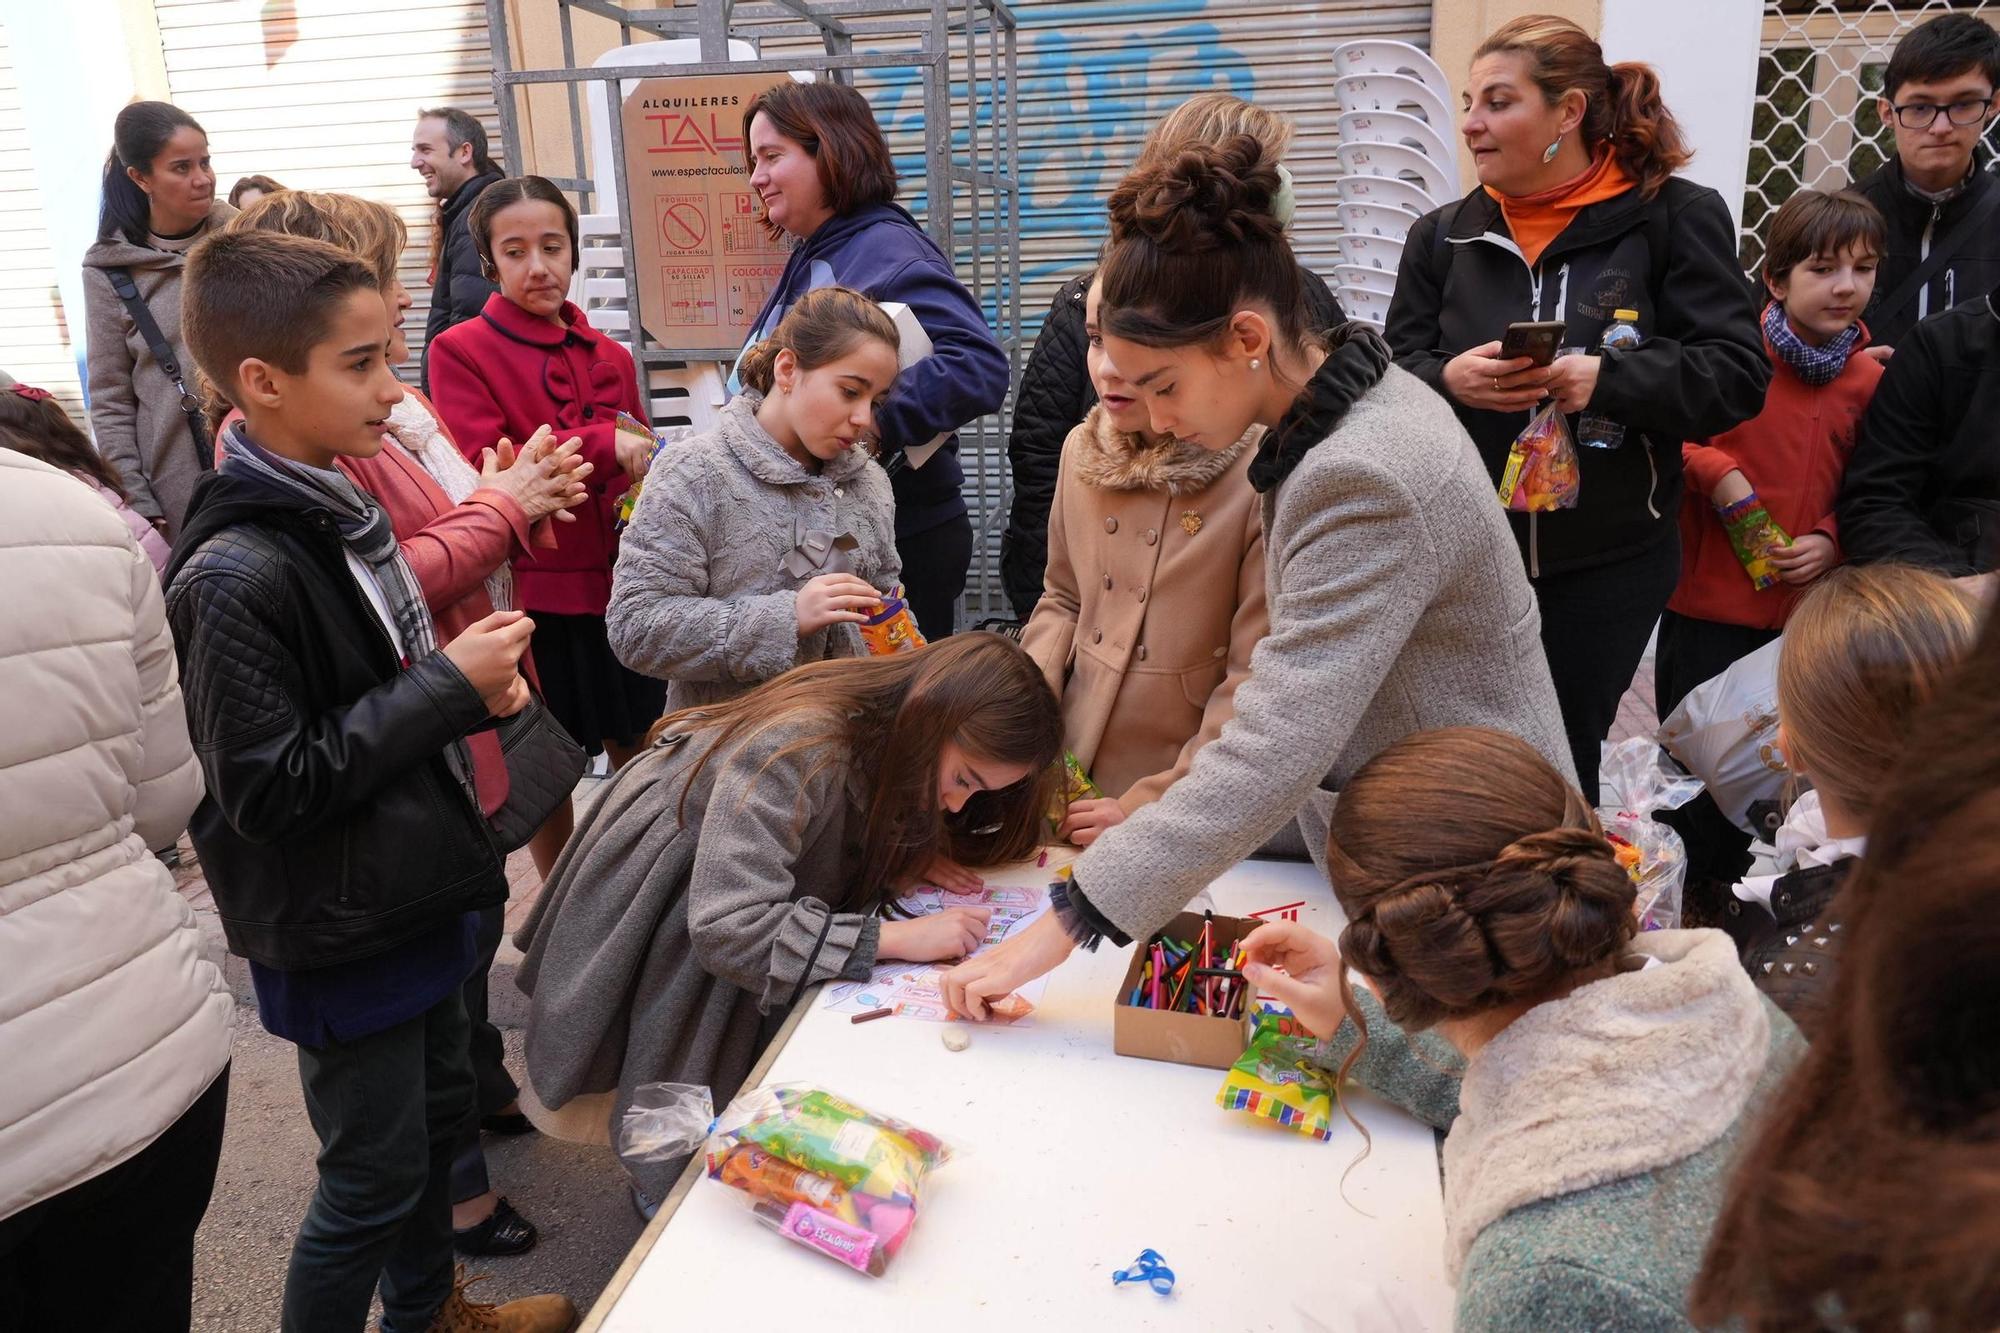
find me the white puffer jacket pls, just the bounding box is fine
[0,450,233,1221]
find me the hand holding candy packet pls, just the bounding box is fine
[618,1082,955,1278]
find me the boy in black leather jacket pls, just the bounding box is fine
[163,230,572,1333]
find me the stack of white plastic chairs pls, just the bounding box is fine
[1328,40,1459,329]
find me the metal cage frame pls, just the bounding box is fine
[482,0,1024,617]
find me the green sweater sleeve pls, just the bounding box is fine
[1306,987,1466,1129]
[1457,1260,1695,1333]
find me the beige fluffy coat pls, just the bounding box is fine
[1020,408,1266,812]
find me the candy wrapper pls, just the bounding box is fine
[618,1082,953,1278]
[859,587,926,655]
[1496,401,1582,513]
[1596,737,1705,931]
[1215,1007,1335,1142]
[1716,493,1793,590]
[1046,751,1101,829]
[612,417,691,532]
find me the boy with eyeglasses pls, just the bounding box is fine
[1850,13,2000,347]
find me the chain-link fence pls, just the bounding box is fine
[1744,0,1999,271]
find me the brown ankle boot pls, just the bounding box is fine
[425,1266,578,1333]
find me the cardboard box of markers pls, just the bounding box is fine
[1111,911,1261,1069]
[1113,911,1343,1142]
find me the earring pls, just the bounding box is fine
[1542,135,1563,164]
[1249,357,1262,371]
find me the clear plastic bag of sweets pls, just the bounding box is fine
[1596,737,1705,931]
[618,1082,954,1278]
[1496,401,1582,513]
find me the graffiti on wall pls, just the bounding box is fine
[846,0,1254,325]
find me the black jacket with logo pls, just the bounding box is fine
[1852,156,2000,349]
[1838,284,2000,574]
[164,465,506,970]
[1386,178,1770,579]
[420,167,505,393]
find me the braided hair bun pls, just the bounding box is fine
[1328,728,1636,1032]
[1106,133,1286,253]
[1097,132,1312,353]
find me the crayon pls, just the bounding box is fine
[851,1007,895,1025]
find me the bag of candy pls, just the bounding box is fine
[1715,493,1793,590]
[617,1082,953,1277]
[1596,737,1705,931]
[1496,401,1582,513]
[1215,1007,1335,1142]
[612,418,690,532]
[1045,751,1101,830]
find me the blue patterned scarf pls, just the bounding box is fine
[1763,301,1859,387]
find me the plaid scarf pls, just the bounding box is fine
[218,422,472,785]
[1763,301,1859,388]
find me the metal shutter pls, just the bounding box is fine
[1003,0,1434,336]
[0,23,87,420]
[155,0,501,378]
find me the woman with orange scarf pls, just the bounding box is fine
[1386,15,1768,797]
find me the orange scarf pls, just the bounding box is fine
[1486,150,1634,268]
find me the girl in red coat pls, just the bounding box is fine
[428,176,665,766]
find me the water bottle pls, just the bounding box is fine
[1576,309,1642,450]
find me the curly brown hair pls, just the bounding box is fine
[1328,728,1637,1036]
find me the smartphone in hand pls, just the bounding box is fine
[1499,320,1567,367]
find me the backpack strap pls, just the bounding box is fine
[107,266,212,471]
[1871,183,2000,331]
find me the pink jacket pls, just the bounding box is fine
[82,475,171,576]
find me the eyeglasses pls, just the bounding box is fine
[1888,96,1995,130]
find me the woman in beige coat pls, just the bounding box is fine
[1021,275,1267,845]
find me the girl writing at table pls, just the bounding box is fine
[513,634,1060,1211]
[1240,726,1802,1331]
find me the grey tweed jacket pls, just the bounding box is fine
[1075,363,1572,938]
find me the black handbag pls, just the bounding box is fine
[485,694,587,852]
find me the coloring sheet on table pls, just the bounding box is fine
[821,883,1051,1023]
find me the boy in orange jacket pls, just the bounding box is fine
[1658,188,1888,915]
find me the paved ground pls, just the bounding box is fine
[176,669,1661,1328]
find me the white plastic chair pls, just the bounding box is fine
[1334,72,1456,137]
[1339,285,1393,327]
[1335,201,1419,241]
[1333,263,1397,297]
[1331,39,1454,103]
[1332,173,1439,216]
[1335,231,1406,273]
[1334,141,1454,203]
[1337,109,1456,175]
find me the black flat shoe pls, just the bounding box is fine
[452,1196,539,1257]
[481,1111,536,1136]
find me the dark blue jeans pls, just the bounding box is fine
[283,992,474,1333]
[449,904,519,1204]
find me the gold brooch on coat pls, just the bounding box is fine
[1180,510,1203,536]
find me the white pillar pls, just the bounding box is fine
[1599,0,1763,233]
[10,0,168,401]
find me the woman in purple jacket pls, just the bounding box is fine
[739,81,1010,641]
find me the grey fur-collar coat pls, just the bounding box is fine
[606,391,900,713]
